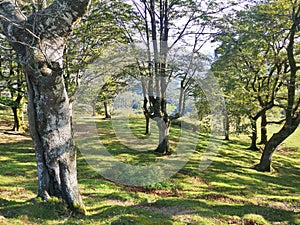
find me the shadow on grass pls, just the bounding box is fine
[144,198,299,224]
[1,116,299,224]
[0,197,75,224]
[86,204,174,224]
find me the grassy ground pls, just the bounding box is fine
[0,111,299,224]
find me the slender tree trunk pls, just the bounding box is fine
[11,106,22,131]
[145,114,151,135]
[178,86,185,116]
[223,112,230,141]
[11,95,24,131]
[142,96,151,135]
[249,119,259,151]
[104,101,111,119]
[259,112,267,144]
[11,107,19,131]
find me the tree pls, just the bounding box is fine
[212,1,290,150]
[126,0,238,154]
[96,71,131,119]
[64,0,132,97]
[213,0,300,171]
[0,42,26,131]
[0,0,91,213]
[255,0,300,171]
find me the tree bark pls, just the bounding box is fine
[259,112,267,144]
[11,106,19,131]
[11,91,24,131]
[26,65,85,213]
[144,113,151,135]
[142,96,151,135]
[154,116,170,154]
[223,110,229,141]
[254,122,299,171]
[104,101,111,119]
[249,119,259,151]
[178,85,185,117]
[11,106,21,131]
[0,0,91,213]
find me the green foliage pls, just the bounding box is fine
[0,38,27,131]
[64,0,134,96]
[0,96,19,108]
[1,0,300,224]
[96,72,132,115]
[212,0,297,137]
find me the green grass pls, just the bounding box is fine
[0,112,299,224]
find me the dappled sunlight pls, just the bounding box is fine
[0,114,299,224]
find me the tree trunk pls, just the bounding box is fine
[0,0,91,214]
[11,94,24,131]
[249,119,259,151]
[154,117,170,154]
[254,123,299,171]
[145,114,151,135]
[104,101,111,119]
[11,107,20,131]
[259,112,267,144]
[223,112,230,141]
[143,98,151,135]
[178,86,185,117]
[25,62,85,214]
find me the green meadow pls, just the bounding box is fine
[0,111,299,224]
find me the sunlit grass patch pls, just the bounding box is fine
[0,112,299,224]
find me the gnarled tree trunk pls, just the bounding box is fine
[154,116,170,154]
[0,0,91,213]
[255,122,299,171]
[255,9,300,172]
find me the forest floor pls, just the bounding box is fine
[0,111,299,225]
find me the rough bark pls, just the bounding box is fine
[154,116,170,154]
[0,0,91,213]
[254,121,299,171]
